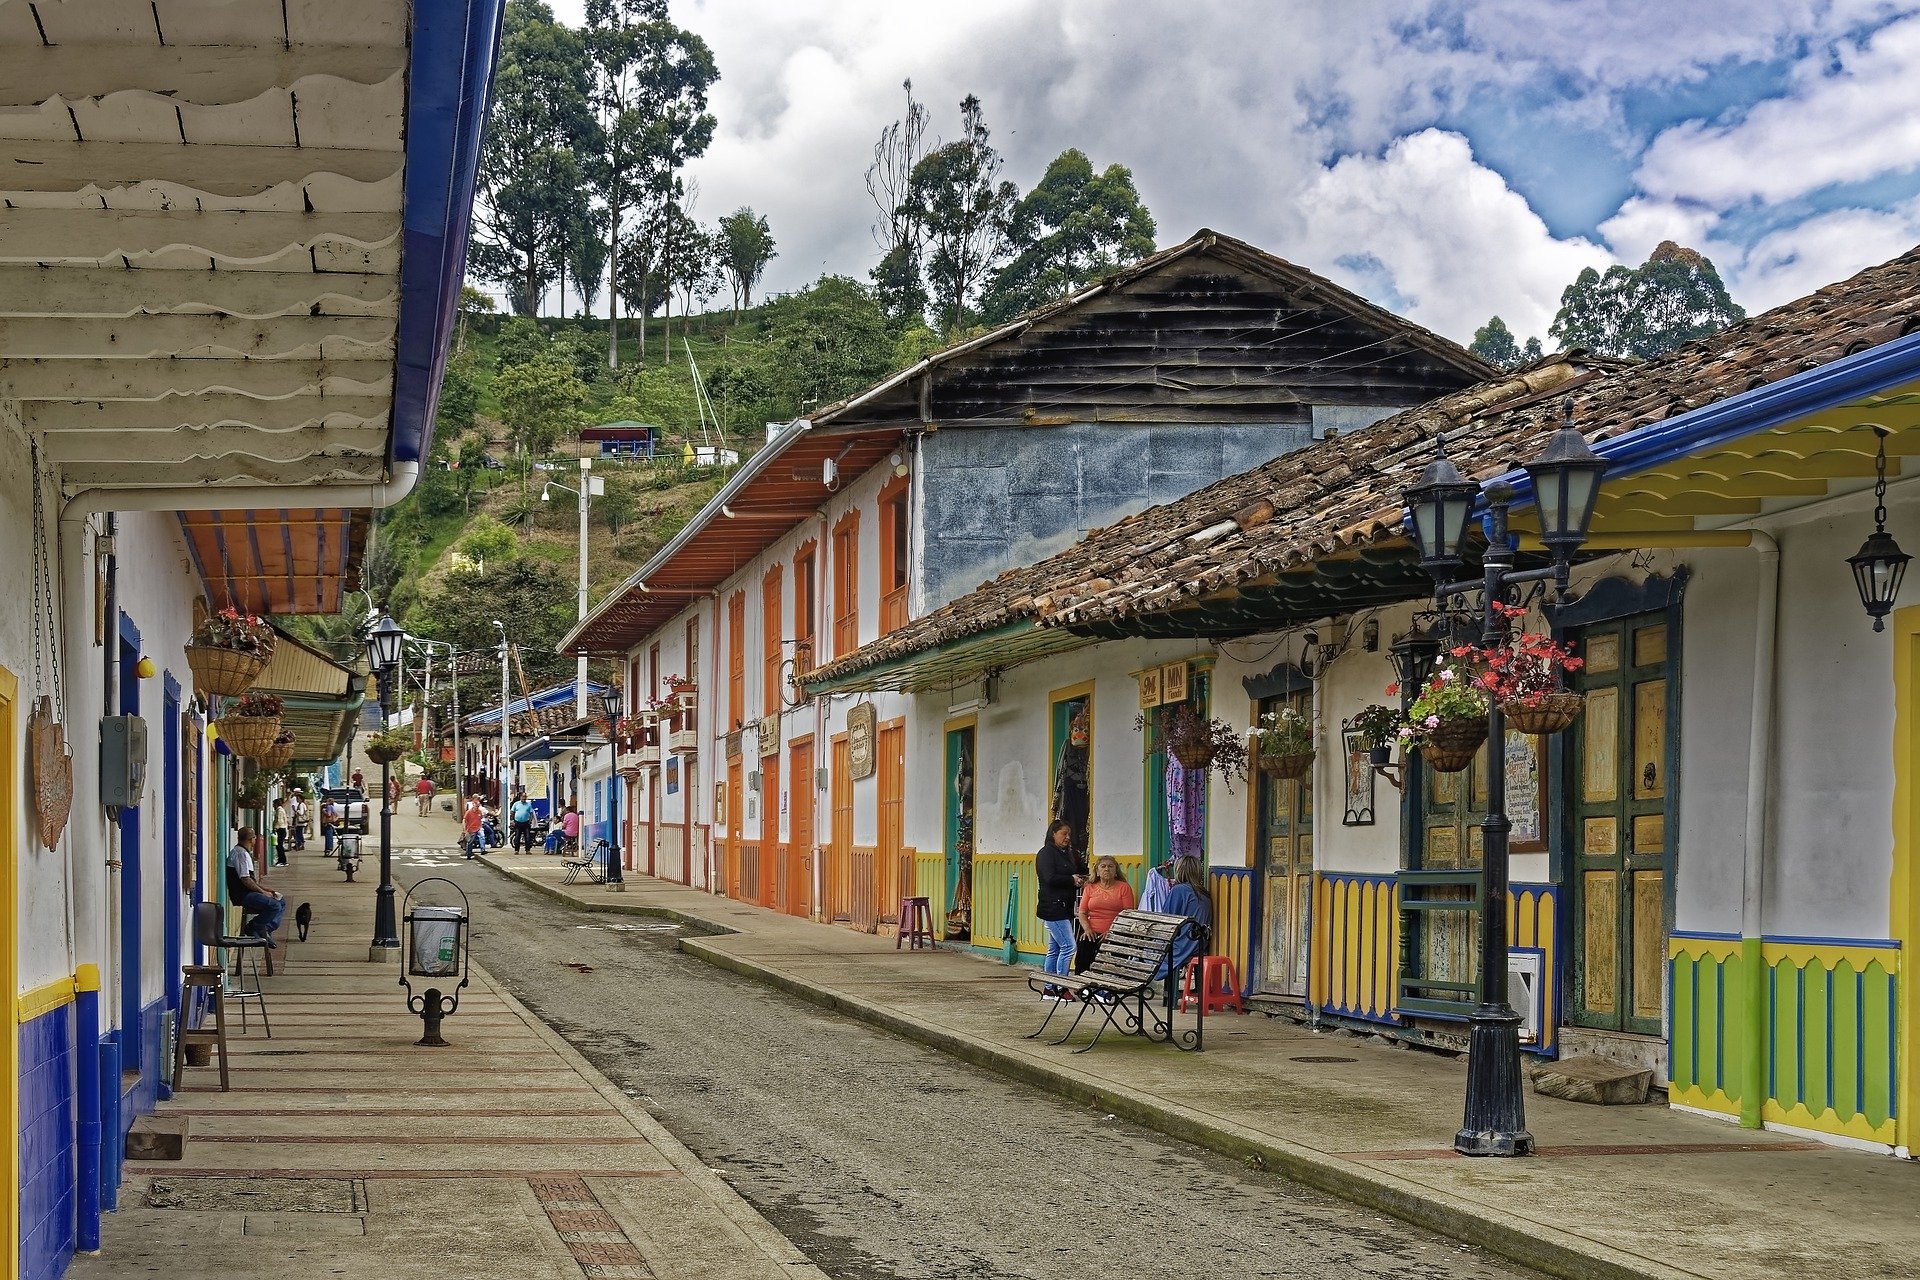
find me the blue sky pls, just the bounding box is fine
[543,1,1920,344]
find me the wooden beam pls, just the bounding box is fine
[0,266,395,318]
[42,424,389,464]
[59,455,386,489]
[24,392,389,432]
[0,209,399,264]
[3,357,392,400]
[0,139,404,200]
[0,48,407,107]
[0,314,393,359]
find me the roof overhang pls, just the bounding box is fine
[563,420,905,655]
[2,0,502,614]
[249,628,366,765]
[799,620,1098,697]
[510,732,607,763]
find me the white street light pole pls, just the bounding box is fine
[542,456,600,719]
[493,619,510,810]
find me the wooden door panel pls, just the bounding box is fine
[1582,871,1618,1016]
[1633,871,1665,1021]
[1257,691,1311,997]
[1633,678,1667,801]
[1583,687,1619,803]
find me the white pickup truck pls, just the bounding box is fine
[321,786,371,835]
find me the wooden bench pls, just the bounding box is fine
[1023,909,1210,1053]
[563,839,611,885]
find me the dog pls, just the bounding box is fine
[294,902,313,942]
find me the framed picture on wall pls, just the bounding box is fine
[714,781,727,824]
[1137,668,1162,708]
[1341,726,1376,826]
[1160,662,1188,704]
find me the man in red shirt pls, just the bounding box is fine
[415,774,434,816]
[462,797,483,858]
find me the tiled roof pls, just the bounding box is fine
[804,241,1920,682]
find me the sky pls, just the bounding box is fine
[540,0,1920,346]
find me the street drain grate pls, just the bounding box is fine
[148,1177,366,1213]
[1289,1055,1358,1064]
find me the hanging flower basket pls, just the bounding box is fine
[259,732,297,770]
[214,714,282,760]
[1419,718,1489,773]
[1169,739,1214,771]
[185,643,267,698]
[365,729,411,765]
[1501,690,1585,736]
[1257,751,1314,781]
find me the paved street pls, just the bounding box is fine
[402,841,1538,1280]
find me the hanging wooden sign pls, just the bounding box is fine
[757,716,780,759]
[847,702,877,780]
[28,696,72,850]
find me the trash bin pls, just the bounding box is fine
[408,905,464,977]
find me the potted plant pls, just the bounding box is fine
[664,673,697,697]
[185,607,277,696]
[365,728,411,764]
[1350,703,1401,765]
[1138,703,1249,787]
[213,692,283,759]
[260,730,297,770]
[1478,603,1586,734]
[1399,659,1491,773]
[234,770,269,813]
[1250,707,1314,780]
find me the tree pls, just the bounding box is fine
[469,0,603,316]
[409,557,577,692]
[982,149,1155,322]
[455,285,495,353]
[865,80,931,324]
[435,345,483,435]
[495,316,549,370]
[717,207,776,321]
[494,357,590,462]
[585,0,718,369]
[1549,241,1745,360]
[1469,316,1543,371]
[613,187,672,358]
[761,276,898,414]
[656,202,719,360]
[456,515,519,565]
[900,95,1018,334]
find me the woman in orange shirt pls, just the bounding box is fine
[1074,855,1135,972]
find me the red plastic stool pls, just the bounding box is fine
[1178,956,1245,1014]
[897,896,934,950]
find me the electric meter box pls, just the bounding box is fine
[100,715,148,808]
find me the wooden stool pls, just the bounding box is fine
[1178,955,1246,1014]
[173,965,231,1091]
[896,896,934,950]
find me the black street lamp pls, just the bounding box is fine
[1849,428,1910,632]
[597,683,624,888]
[365,611,406,960]
[1403,398,1605,1158]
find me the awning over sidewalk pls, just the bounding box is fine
[251,628,366,765]
[510,732,607,764]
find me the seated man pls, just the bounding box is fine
[225,826,286,947]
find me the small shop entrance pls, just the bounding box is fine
[1256,688,1312,997]
[944,720,976,940]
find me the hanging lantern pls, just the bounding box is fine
[1523,397,1609,559]
[1403,439,1481,574]
[1389,624,1442,702]
[1849,428,1910,632]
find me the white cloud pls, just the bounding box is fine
[1286,130,1611,342]
[1633,13,1920,207]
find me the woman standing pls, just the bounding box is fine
[1074,855,1135,973]
[1035,820,1084,994]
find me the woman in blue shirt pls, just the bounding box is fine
[1159,855,1212,983]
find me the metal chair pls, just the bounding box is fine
[191,901,272,1038]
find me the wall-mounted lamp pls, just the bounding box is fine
[135,656,157,679]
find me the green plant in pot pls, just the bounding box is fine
[1250,707,1314,780]
[1350,703,1401,765]
[1136,703,1249,789]
[1399,658,1492,773]
[365,728,412,764]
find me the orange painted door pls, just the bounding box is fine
[789,739,815,918]
[830,736,853,923]
[761,753,781,910]
[878,721,905,924]
[727,756,743,899]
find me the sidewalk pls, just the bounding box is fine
[73,815,823,1280]
[484,853,1920,1280]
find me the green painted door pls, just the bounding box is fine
[1419,739,1489,1001]
[1571,613,1673,1035]
[1257,690,1312,996]
[944,724,976,940]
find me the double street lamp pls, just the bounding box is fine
[365,611,407,960]
[1400,398,1606,1158]
[596,683,624,888]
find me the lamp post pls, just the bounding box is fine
[365,611,406,961]
[1403,398,1605,1158]
[597,683,624,889]
[543,456,603,718]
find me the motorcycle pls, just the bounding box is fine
[480,812,505,849]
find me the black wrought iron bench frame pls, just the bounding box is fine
[1022,909,1209,1053]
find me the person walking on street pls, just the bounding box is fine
[225,828,285,945]
[290,791,308,850]
[462,796,484,858]
[415,774,434,816]
[351,767,364,791]
[1035,820,1086,996]
[386,774,401,814]
[321,797,338,854]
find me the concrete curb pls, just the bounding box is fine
[479,856,1694,1280]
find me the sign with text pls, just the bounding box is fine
[758,716,780,758]
[848,702,877,780]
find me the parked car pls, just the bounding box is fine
[475,454,506,471]
[321,786,370,835]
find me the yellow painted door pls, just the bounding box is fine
[1572,614,1672,1035]
[1257,692,1313,996]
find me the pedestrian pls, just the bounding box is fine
[1074,855,1135,973]
[510,790,534,853]
[270,795,288,866]
[321,797,338,854]
[560,804,580,854]
[225,827,286,946]
[1157,855,1212,986]
[289,791,307,850]
[415,773,434,816]
[462,796,483,858]
[351,767,364,791]
[386,774,401,814]
[1035,820,1084,996]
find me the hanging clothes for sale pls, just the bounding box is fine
[1052,732,1090,860]
[1164,753,1207,861]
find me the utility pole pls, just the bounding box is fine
[542,455,600,719]
[493,619,510,809]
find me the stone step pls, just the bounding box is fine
[126,1114,189,1161]
[1530,1054,1653,1105]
